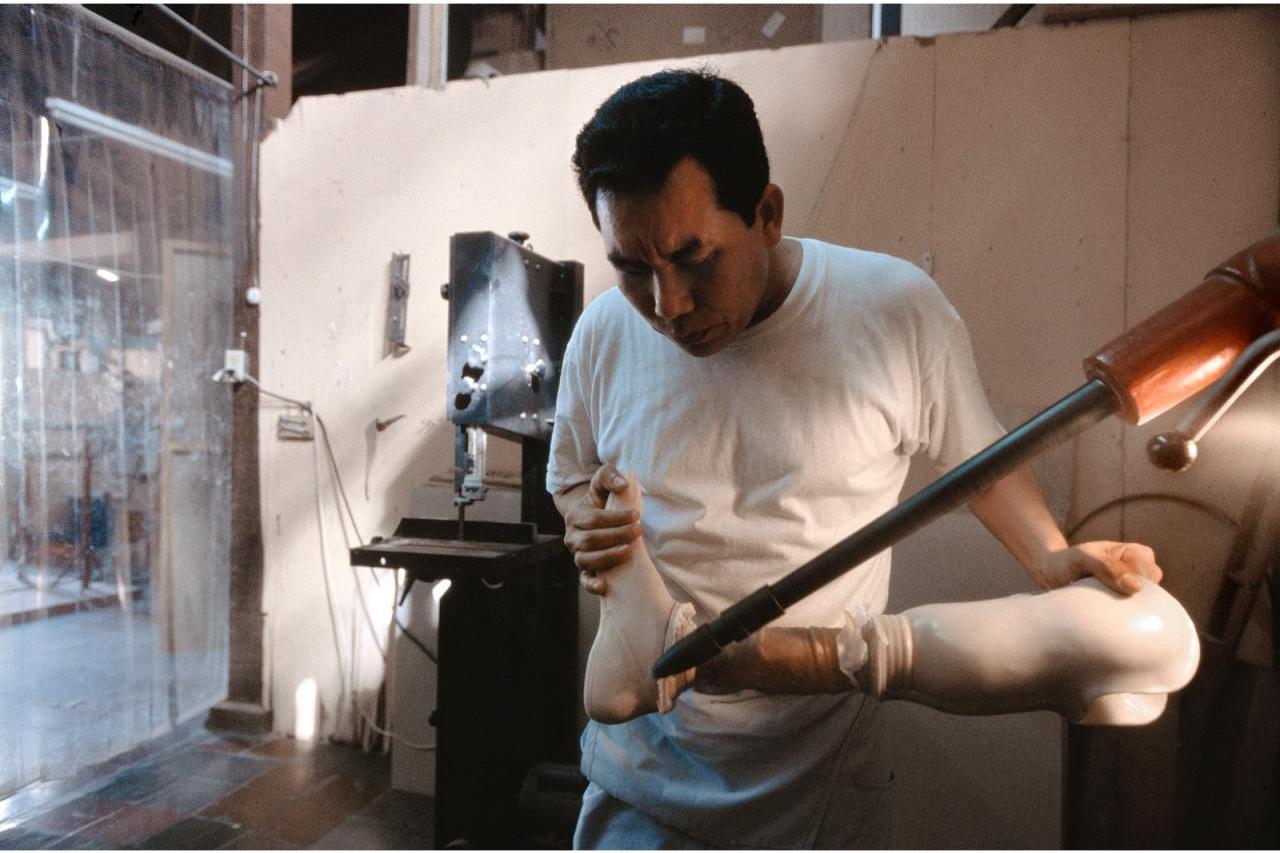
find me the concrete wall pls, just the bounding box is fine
[257,7,1280,846]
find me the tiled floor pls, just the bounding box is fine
[0,720,434,849]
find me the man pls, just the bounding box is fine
[547,69,1161,849]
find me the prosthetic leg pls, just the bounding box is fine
[691,577,1198,725]
[583,473,1199,726]
[854,576,1200,724]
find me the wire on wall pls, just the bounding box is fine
[243,375,438,751]
[1065,492,1239,540]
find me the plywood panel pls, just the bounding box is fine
[933,22,1130,516]
[1120,7,1280,606]
[809,37,935,263]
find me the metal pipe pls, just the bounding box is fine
[46,97,233,177]
[151,4,278,88]
[1148,329,1280,471]
[654,379,1120,678]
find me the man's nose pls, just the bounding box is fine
[653,270,694,320]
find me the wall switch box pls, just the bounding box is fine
[224,349,249,383]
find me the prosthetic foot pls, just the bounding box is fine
[583,473,696,723]
[855,576,1200,724]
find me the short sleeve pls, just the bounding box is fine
[546,320,600,494]
[918,316,1007,474]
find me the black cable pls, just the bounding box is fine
[1065,491,1238,540]
[394,613,440,664]
[992,4,1035,28]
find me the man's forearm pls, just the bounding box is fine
[553,481,590,521]
[967,465,1069,588]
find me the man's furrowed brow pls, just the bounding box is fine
[667,238,705,263]
[607,250,649,271]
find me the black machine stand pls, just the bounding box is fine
[351,232,583,848]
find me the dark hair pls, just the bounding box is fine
[572,68,769,228]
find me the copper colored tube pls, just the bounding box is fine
[695,627,852,695]
[1085,233,1280,424]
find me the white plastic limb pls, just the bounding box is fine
[852,576,1200,725]
[583,472,697,723]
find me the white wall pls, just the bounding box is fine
[257,6,1280,846]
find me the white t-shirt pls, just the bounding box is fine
[547,238,1006,847]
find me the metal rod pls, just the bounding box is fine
[47,97,233,177]
[653,378,1121,679]
[1178,329,1280,443]
[1148,329,1280,471]
[151,4,278,88]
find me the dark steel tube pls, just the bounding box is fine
[653,379,1120,679]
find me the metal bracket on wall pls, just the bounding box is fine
[386,252,412,357]
[276,412,314,441]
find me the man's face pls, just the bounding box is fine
[596,158,781,357]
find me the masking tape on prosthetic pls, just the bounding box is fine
[657,601,698,714]
[857,613,914,699]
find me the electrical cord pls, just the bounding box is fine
[311,412,436,751]
[1065,491,1239,540]
[394,612,440,664]
[312,407,441,664]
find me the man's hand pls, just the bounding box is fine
[1033,541,1163,595]
[969,465,1163,597]
[554,464,644,596]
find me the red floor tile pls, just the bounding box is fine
[75,803,185,845]
[24,796,127,834]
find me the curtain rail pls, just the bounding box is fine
[151,4,279,89]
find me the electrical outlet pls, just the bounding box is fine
[224,349,248,383]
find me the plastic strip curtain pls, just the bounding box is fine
[0,5,236,798]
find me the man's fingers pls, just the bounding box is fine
[579,572,607,596]
[574,542,633,575]
[569,523,643,554]
[1089,544,1151,595]
[571,507,640,531]
[1115,543,1162,581]
[587,464,630,508]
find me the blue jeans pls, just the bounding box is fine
[574,699,896,849]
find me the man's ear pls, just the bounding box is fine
[756,184,784,246]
